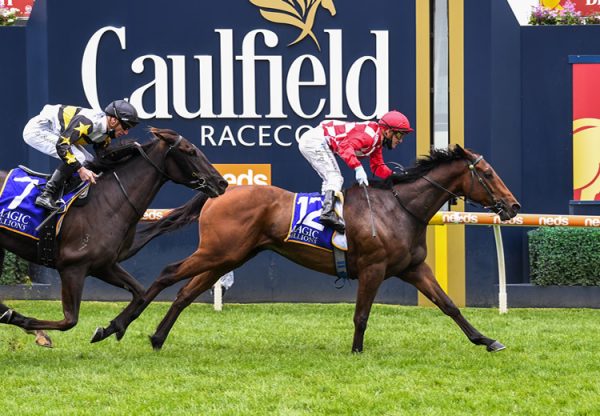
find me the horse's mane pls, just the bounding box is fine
[85,139,156,173]
[369,146,466,190]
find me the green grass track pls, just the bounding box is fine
[1,301,599,415]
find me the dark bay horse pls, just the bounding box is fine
[0,249,51,346]
[0,128,228,340]
[93,145,520,353]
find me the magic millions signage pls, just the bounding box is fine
[79,0,400,149]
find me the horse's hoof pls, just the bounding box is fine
[486,340,506,352]
[115,329,126,341]
[90,327,106,343]
[149,335,164,351]
[35,331,53,348]
[0,309,13,324]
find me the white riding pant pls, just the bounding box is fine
[298,127,343,193]
[23,116,93,165]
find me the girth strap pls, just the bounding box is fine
[37,214,58,268]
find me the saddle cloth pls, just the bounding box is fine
[284,192,347,252]
[0,167,89,240]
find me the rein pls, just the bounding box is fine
[135,135,183,181]
[392,155,501,224]
[112,171,143,217]
[112,136,184,217]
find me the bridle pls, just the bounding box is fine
[133,136,209,190]
[112,135,210,217]
[392,155,504,224]
[464,155,504,214]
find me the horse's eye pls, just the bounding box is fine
[484,171,494,179]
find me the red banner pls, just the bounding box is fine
[1,0,34,17]
[572,63,600,201]
[541,0,600,16]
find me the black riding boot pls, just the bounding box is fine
[35,164,75,210]
[319,190,345,233]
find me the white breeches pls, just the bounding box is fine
[23,116,93,164]
[298,127,343,193]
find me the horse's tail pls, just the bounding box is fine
[120,193,209,261]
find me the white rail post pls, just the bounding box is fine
[492,225,508,314]
[213,278,223,311]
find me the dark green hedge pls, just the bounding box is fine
[0,251,30,285]
[529,227,600,286]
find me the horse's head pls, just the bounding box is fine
[150,128,228,197]
[455,145,520,221]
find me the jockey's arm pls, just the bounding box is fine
[369,147,393,179]
[55,132,83,171]
[335,137,363,170]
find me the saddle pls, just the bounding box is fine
[19,165,90,204]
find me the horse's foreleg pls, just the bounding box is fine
[92,258,200,344]
[352,266,385,353]
[150,271,224,350]
[89,264,146,342]
[403,263,504,352]
[0,266,86,332]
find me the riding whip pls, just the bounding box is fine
[361,184,377,238]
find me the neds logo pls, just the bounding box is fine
[215,164,271,185]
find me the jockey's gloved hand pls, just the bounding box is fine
[355,166,369,186]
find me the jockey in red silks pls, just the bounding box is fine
[298,110,413,233]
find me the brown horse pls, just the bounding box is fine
[0,128,228,340]
[93,145,520,353]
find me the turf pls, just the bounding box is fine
[1,301,599,415]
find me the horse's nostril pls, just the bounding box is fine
[219,180,229,189]
[512,203,521,212]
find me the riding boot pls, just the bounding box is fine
[319,190,345,233]
[35,164,76,210]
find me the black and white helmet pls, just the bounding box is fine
[104,100,140,129]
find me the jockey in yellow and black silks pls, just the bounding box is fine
[23,100,140,210]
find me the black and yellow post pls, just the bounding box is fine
[416,0,466,307]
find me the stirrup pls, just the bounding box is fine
[35,195,58,210]
[320,215,345,233]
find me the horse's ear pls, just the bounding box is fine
[149,127,162,139]
[454,144,466,156]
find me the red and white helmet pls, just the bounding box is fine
[378,110,413,133]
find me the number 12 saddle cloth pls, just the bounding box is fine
[284,192,348,252]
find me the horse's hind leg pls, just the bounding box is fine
[403,263,504,352]
[2,297,53,347]
[352,265,385,353]
[150,270,224,350]
[22,329,53,348]
[0,265,87,332]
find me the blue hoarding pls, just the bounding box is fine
[13,0,419,302]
